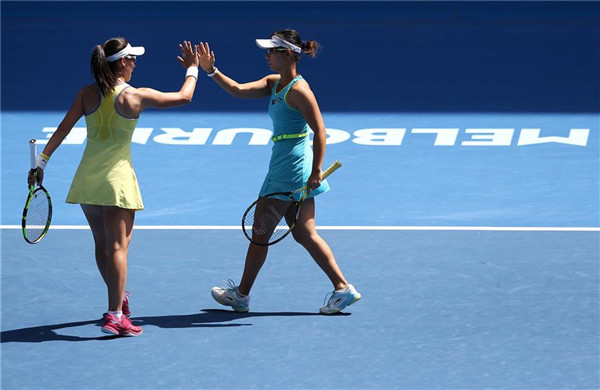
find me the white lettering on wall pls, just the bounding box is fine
[212,128,272,145]
[35,127,591,147]
[153,128,212,145]
[462,129,514,146]
[352,129,406,146]
[517,128,590,146]
[411,128,460,146]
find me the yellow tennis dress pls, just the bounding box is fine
[66,83,144,210]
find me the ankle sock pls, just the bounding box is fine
[108,310,123,319]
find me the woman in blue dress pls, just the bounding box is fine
[199,29,361,314]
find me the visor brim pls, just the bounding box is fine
[255,39,280,49]
[128,46,145,56]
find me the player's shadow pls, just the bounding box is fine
[0,309,347,343]
[134,309,348,329]
[0,319,118,343]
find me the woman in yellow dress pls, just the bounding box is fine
[28,37,203,336]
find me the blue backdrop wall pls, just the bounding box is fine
[1,1,599,228]
[2,1,599,113]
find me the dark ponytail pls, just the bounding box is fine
[300,40,320,58]
[90,37,128,96]
[273,29,320,61]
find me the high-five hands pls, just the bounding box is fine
[197,42,217,74]
[177,40,200,69]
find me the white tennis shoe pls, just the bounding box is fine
[320,284,361,314]
[211,279,250,312]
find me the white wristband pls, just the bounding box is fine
[36,155,49,170]
[185,66,199,79]
[207,67,219,78]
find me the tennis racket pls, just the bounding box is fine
[242,160,342,246]
[22,139,52,244]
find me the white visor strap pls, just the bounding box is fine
[271,36,301,53]
[106,44,133,62]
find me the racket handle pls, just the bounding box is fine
[29,139,38,170]
[322,160,342,180]
[292,160,342,194]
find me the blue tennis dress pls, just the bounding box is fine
[259,75,330,200]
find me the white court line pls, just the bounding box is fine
[2,225,599,232]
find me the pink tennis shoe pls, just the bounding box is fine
[122,290,131,318]
[101,313,143,337]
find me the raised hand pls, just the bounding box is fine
[197,42,216,73]
[177,40,200,69]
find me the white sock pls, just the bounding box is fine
[108,310,123,319]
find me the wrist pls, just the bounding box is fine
[207,67,219,78]
[36,153,50,170]
[185,66,199,80]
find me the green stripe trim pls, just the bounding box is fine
[271,132,309,142]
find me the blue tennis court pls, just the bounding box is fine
[1,1,599,389]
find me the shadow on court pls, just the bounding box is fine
[133,309,348,329]
[0,309,343,343]
[0,319,117,343]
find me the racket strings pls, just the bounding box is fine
[24,190,50,241]
[243,194,296,245]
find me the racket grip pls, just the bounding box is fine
[29,139,38,170]
[322,160,342,180]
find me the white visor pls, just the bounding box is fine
[255,36,301,54]
[106,43,145,62]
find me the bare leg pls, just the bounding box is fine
[238,197,283,296]
[81,204,109,284]
[103,206,135,312]
[238,244,268,296]
[291,198,348,290]
[82,205,135,312]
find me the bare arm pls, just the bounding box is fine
[42,89,85,158]
[27,87,86,185]
[287,82,327,191]
[197,42,275,99]
[122,41,200,115]
[135,79,197,110]
[210,72,275,99]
